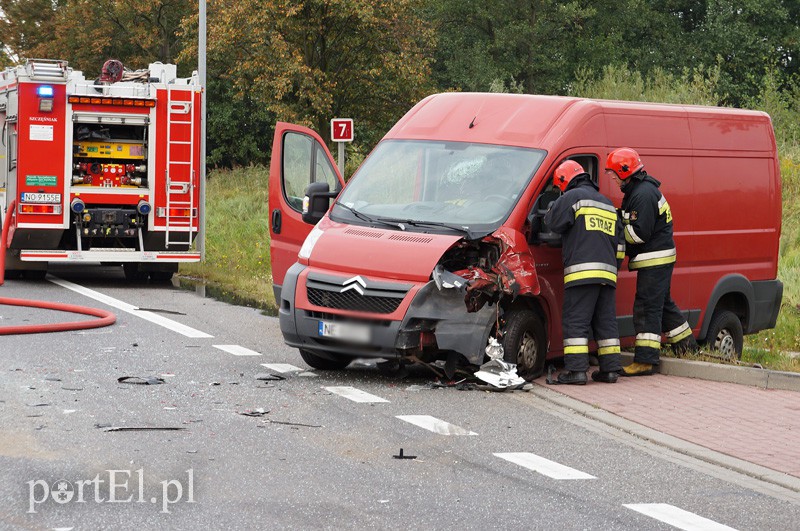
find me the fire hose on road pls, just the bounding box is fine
[0,199,116,335]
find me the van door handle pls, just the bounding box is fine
[271,209,281,234]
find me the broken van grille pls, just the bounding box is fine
[307,288,403,314]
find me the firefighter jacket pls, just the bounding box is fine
[544,175,620,288]
[619,170,676,270]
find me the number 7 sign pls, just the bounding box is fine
[330,118,354,142]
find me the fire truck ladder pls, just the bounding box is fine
[164,83,196,248]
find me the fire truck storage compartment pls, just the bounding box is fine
[72,122,148,188]
[67,118,152,245]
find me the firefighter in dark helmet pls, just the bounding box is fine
[544,160,622,385]
[606,147,698,376]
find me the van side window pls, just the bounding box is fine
[528,154,599,245]
[568,155,598,183]
[282,132,340,212]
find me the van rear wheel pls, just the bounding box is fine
[501,309,547,380]
[703,310,743,360]
[299,348,352,370]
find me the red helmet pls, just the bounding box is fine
[553,160,586,192]
[606,147,643,180]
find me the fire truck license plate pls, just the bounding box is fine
[21,192,61,203]
[318,320,371,344]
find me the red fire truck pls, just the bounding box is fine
[0,59,202,280]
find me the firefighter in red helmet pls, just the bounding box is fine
[606,147,698,376]
[544,160,622,384]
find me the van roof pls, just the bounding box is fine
[384,92,774,152]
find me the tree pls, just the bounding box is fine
[426,0,693,96]
[0,0,59,64]
[695,0,795,105]
[185,0,436,150]
[1,0,193,76]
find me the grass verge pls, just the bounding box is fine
[178,165,274,312]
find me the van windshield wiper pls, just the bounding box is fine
[376,217,480,240]
[333,201,407,231]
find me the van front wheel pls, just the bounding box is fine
[299,348,352,370]
[501,309,547,380]
[703,310,743,360]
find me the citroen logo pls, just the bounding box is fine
[341,275,367,296]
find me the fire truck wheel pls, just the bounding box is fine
[501,309,547,380]
[4,269,23,280]
[702,309,743,360]
[149,271,174,282]
[123,263,149,283]
[299,348,352,370]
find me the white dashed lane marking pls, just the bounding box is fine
[261,363,304,373]
[494,452,596,480]
[624,503,739,531]
[213,345,261,356]
[396,415,477,436]
[324,386,389,403]
[49,276,213,338]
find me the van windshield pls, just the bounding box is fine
[332,140,546,236]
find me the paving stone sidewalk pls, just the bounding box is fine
[535,373,800,478]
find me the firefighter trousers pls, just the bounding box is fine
[562,284,621,373]
[632,263,693,365]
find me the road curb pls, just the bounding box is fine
[530,385,800,497]
[620,352,800,392]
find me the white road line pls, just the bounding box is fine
[49,276,213,338]
[214,345,261,356]
[624,503,739,531]
[261,363,304,373]
[396,415,477,436]
[493,452,596,480]
[324,386,389,403]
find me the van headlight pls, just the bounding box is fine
[299,226,324,260]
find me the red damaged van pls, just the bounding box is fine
[269,93,783,377]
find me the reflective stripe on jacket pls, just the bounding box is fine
[619,171,676,270]
[544,176,620,288]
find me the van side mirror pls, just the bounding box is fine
[528,190,562,247]
[302,182,338,225]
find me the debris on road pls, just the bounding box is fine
[239,408,270,417]
[265,419,322,428]
[101,426,186,432]
[254,373,285,381]
[484,337,504,360]
[393,448,417,460]
[117,376,165,385]
[474,359,526,389]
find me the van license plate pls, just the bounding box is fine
[318,321,370,344]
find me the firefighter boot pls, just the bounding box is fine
[557,371,588,385]
[620,362,656,376]
[672,335,700,356]
[591,370,619,383]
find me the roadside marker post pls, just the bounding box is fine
[331,118,354,176]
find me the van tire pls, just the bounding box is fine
[703,310,743,360]
[502,309,547,379]
[299,348,352,370]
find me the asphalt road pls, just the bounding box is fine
[1,264,799,530]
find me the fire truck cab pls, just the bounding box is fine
[0,59,202,280]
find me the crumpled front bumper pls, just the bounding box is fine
[278,263,496,364]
